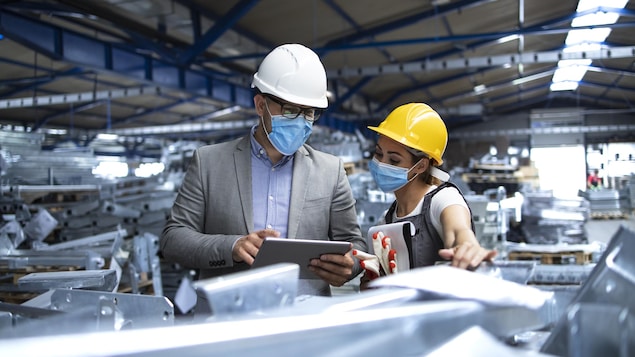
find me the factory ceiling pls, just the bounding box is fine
[0,0,634,143]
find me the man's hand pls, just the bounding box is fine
[438,243,497,270]
[308,243,353,287]
[232,229,280,265]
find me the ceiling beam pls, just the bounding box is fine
[322,0,491,50]
[0,86,162,110]
[452,123,635,139]
[0,9,254,108]
[329,47,635,78]
[176,0,259,66]
[320,21,635,52]
[100,118,256,137]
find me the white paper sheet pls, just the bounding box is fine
[369,265,553,309]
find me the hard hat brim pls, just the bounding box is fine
[367,125,444,166]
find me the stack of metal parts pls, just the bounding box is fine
[1,226,633,356]
[348,172,394,237]
[0,175,176,242]
[465,186,514,250]
[0,175,176,300]
[464,153,521,195]
[0,215,164,297]
[0,218,122,301]
[520,191,589,245]
[579,188,631,218]
[465,194,492,246]
[0,288,174,339]
[505,241,601,286]
[49,176,177,241]
[0,262,554,356]
[306,126,369,164]
[1,130,100,186]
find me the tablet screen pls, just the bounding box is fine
[251,238,352,279]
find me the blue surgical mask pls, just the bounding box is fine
[264,103,313,156]
[267,115,313,155]
[369,157,421,192]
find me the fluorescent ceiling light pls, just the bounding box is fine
[511,71,553,86]
[496,34,519,44]
[473,84,487,93]
[41,128,68,135]
[194,105,241,121]
[92,161,128,178]
[96,133,119,140]
[135,162,165,178]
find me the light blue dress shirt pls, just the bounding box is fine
[249,126,293,238]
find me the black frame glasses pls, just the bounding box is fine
[266,95,322,122]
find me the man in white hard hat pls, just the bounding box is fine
[161,44,366,298]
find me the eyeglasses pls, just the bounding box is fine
[266,95,322,122]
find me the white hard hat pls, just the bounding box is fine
[251,44,328,108]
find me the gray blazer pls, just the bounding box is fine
[160,134,366,296]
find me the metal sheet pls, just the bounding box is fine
[541,226,635,355]
[18,270,117,291]
[0,300,486,356]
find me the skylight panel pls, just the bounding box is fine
[566,28,612,45]
[553,60,592,83]
[549,0,627,92]
[550,81,580,91]
[576,0,628,12]
[572,12,620,27]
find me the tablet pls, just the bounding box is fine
[252,238,352,279]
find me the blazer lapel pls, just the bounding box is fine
[287,147,312,239]
[234,136,253,231]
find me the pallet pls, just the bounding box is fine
[590,211,629,220]
[117,279,154,294]
[0,291,40,305]
[508,250,592,265]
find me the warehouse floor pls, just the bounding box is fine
[585,214,635,246]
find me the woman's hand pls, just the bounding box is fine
[438,243,497,270]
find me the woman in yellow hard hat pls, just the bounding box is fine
[355,103,496,283]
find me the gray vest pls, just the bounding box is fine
[385,182,475,268]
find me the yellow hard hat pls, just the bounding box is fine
[368,103,448,165]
